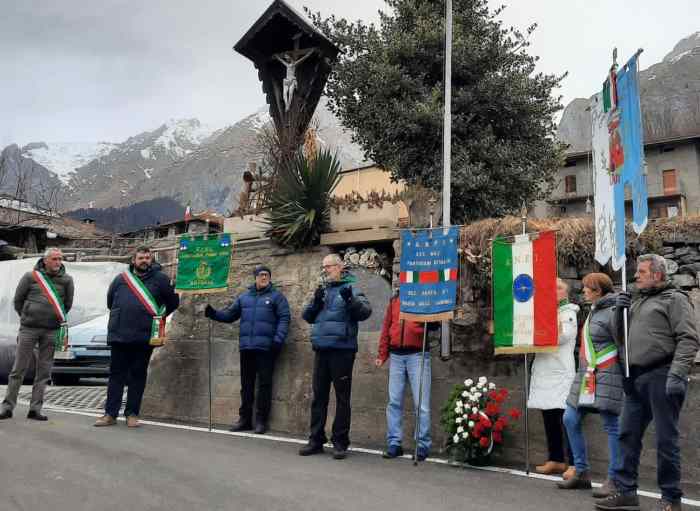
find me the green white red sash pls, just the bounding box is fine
[578,312,618,405]
[122,270,167,346]
[32,270,69,350]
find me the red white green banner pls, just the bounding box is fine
[122,270,167,346]
[32,270,69,350]
[400,268,457,284]
[492,231,558,354]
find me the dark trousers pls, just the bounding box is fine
[239,349,276,425]
[541,408,574,465]
[105,343,153,418]
[309,350,355,449]
[613,366,684,503]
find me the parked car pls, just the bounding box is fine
[52,313,110,385]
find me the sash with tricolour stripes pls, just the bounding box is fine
[578,312,618,405]
[32,270,69,350]
[121,270,167,347]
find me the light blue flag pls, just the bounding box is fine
[612,55,648,265]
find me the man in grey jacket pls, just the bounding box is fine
[595,254,699,511]
[0,248,75,421]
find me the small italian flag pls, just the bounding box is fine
[602,67,618,113]
[400,268,457,284]
[492,231,558,349]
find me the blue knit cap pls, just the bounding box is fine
[253,265,271,277]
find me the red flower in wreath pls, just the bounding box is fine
[508,408,522,420]
[487,390,498,400]
[493,419,504,432]
[480,416,492,429]
[485,403,500,417]
[479,436,490,448]
[493,431,503,444]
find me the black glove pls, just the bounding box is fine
[340,285,353,302]
[666,372,689,400]
[616,291,632,310]
[270,342,282,357]
[204,304,216,319]
[313,286,325,305]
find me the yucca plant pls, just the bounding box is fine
[265,148,342,248]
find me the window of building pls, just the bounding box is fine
[662,169,677,195]
[564,160,578,167]
[565,175,577,194]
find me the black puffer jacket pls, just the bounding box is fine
[106,263,179,345]
[566,293,624,415]
[14,258,74,329]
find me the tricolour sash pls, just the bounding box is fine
[32,270,69,350]
[578,312,618,405]
[122,270,167,347]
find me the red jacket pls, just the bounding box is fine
[377,296,427,362]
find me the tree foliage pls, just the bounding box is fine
[307,0,567,223]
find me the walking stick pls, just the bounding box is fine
[523,353,530,474]
[413,326,429,466]
[208,317,213,432]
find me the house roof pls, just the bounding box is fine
[0,209,108,239]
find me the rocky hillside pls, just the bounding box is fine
[3,100,366,215]
[0,144,67,211]
[558,32,700,153]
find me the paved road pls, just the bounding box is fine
[0,405,671,511]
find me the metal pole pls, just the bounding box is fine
[440,0,453,361]
[521,203,530,474]
[208,317,213,432]
[414,327,429,466]
[621,262,630,378]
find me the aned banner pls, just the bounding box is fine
[175,234,232,294]
[399,227,459,322]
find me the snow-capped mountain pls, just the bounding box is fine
[21,142,118,184]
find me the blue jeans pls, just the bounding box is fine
[386,352,431,452]
[563,404,620,478]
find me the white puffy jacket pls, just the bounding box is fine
[527,302,580,410]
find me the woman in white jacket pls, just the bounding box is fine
[528,278,579,478]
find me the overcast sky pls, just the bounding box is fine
[0,0,697,147]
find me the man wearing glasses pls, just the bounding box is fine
[0,247,74,421]
[299,254,372,460]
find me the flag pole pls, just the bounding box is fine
[520,202,530,474]
[440,0,453,361]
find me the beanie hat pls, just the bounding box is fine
[253,265,272,277]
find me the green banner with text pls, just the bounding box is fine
[175,234,232,294]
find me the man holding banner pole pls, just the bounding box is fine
[0,247,74,421]
[95,246,179,428]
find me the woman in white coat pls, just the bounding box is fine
[528,278,579,477]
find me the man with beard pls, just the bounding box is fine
[94,246,179,428]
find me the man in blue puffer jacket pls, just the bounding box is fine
[204,264,290,434]
[298,254,372,460]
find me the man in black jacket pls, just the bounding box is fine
[596,254,699,511]
[95,246,179,428]
[0,248,74,421]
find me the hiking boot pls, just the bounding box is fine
[332,446,348,460]
[254,422,268,435]
[594,491,640,510]
[382,445,404,459]
[126,416,141,428]
[0,409,12,420]
[657,500,682,511]
[94,415,117,427]
[229,419,253,432]
[556,470,592,490]
[562,466,576,480]
[592,479,616,499]
[536,461,568,475]
[27,410,48,421]
[298,442,324,456]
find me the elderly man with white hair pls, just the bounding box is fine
[596,254,700,511]
[0,247,74,421]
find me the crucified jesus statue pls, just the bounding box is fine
[273,47,316,111]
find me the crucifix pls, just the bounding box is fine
[272,33,317,112]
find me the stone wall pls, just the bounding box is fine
[142,239,700,498]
